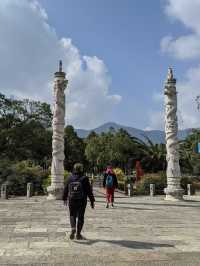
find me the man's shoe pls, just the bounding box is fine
[69,230,76,240]
[111,203,114,208]
[76,234,86,240]
[106,203,109,208]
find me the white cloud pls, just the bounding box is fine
[161,34,200,60]
[177,66,200,129]
[146,111,165,131]
[165,0,200,33]
[147,66,200,130]
[0,0,121,129]
[150,0,200,131]
[152,92,164,103]
[161,0,200,60]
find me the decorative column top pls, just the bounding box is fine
[166,67,176,83]
[54,60,66,78]
[59,60,62,72]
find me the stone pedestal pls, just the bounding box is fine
[187,184,191,196]
[127,183,133,197]
[27,183,33,198]
[1,184,8,199]
[150,184,155,197]
[164,68,183,201]
[47,61,68,200]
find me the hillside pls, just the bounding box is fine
[75,122,193,143]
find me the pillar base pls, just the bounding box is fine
[47,185,64,200]
[164,187,184,201]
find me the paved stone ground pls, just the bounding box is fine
[0,188,200,266]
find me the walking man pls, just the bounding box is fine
[103,166,118,208]
[63,163,95,240]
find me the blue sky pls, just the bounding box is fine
[39,0,199,129]
[0,0,200,130]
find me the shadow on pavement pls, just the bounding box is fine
[93,190,128,199]
[75,239,174,250]
[95,199,200,208]
[113,206,155,211]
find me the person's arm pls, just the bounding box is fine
[103,174,106,188]
[84,177,95,207]
[62,180,69,204]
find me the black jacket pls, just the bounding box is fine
[63,174,95,204]
[103,173,118,188]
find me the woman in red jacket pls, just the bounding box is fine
[103,166,118,208]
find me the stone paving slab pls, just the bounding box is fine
[0,189,200,265]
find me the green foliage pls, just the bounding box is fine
[0,93,52,165]
[42,174,51,193]
[64,125,86,171]
[118,181,126,192]
[134,172,200,195]
[180,176,200,195]
[135,172,167,195]
[113,168,126,182]
[0,160,49,196]
[3,92,200,197]
[42,170,71,193]
[85,129,138,171]
[180,129,200,174]
[85,130,168,174]
[135,137,167,173]
[0,93,52,128]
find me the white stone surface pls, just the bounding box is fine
[1,190,200,265]
[164,68,183,200]
[47,62,68,200]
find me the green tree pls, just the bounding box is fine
[0,93,52,129]
[85,128,139,172]
[180,129,200,174]
[64,125,85,171]
[136,137,167,172]
[111,129,137,169]
[85,133,102,170]
[0,93,52,165]
[0,160,49,196]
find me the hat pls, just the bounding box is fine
[106,166,114,175]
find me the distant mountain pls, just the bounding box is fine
[75,122,193,143]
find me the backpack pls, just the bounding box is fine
[69,177,84,200]
[106,175,113,188]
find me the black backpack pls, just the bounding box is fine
[69,176,84,200]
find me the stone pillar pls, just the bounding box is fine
[47,61,68,200]
[27,183,33,198]
[1,184,8,199]
[127,183,133,197]
[164,67,183,201]
[150,184,155,197]
[187,184,191,196]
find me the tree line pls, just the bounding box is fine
[1,92,200,176]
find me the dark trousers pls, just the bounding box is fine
[69,200,87,234]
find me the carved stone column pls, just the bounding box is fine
[47,61,68,200]
[164,67,183,201]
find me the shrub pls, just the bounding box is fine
[180,175,200,195]
[135,172,167,195]
[114,168,125,182]
[42,170,71,194]
[118,180,126,192]
[0,160,49,196]
[42,174,51,194]
[134,172,200,195]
